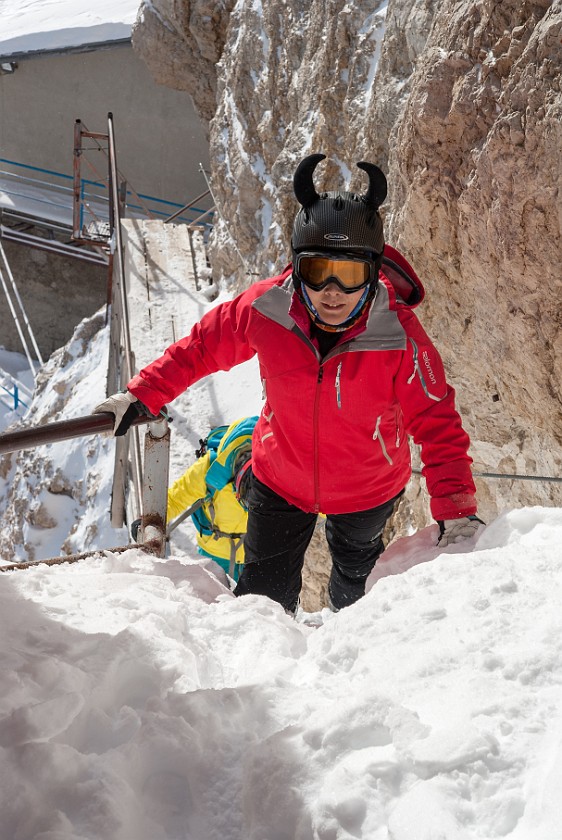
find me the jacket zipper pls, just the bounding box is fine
[335,361,342,409]
[407,338,444,402]
[373,415,394,465]
[312,367,323,512]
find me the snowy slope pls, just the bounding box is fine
[0,509,561,838]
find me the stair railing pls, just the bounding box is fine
[105,113,144,528]
[0,240,44,379]
[0,411,170,566]
[0,375,32,413]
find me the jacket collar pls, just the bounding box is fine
[252,268,408,352]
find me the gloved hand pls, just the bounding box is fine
[437,515,484,547]
[93,390,152,436]
[130,518,142,542]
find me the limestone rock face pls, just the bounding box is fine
[132,0,236,124]
[208,0,392,284]
[388,0,562,522]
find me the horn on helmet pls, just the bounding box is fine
[357,161,387,209]
[293,153,326,208]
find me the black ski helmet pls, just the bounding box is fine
[291,153,387,265]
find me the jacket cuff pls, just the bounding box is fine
[430,492,478,521]
[127,376,166,416]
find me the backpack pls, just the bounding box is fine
[196,416,258,493]
[185,417,258,579]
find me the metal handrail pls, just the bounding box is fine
[0,544,135,573]
[0,411,147,456]
[0,411,170,562]
[1,159,210,227]
[187,205,216,230]
[164,189,211,224]
[411,467,562,485]
[0,240,44,376]
[1,224,109,265]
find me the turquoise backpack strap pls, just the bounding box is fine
[196,425,229,460]
[205,416,259,493]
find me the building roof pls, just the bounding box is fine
[0,0,141,60]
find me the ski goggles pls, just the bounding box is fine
[294,252,377,293]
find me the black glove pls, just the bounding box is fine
[93,390,156,436]
[437,515,485,546]
[130,518,142,542]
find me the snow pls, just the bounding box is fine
[0,503,561,837]
[0,0,140,57]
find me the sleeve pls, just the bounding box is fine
[167,453,211,522]
[394,313,477,521]
[127,282,265,415]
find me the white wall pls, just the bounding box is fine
[0,43,211,211]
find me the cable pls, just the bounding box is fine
[412,468,562,484]
[198,163,253,275]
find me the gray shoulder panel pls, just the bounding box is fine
[350,283,407,351]
[251,279,295,330]
[252,277,406,351]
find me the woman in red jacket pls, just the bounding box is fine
[95,154,482,614]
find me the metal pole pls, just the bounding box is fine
[166,497,205,536]
[163,189,211,224]
[107,112,143,515]
[1,239,45,363]
[110,434,130,529]
[73,120,83,240]
[0,411,155,456]
[187,206,215,229]
[140,418,171,558]
[0,242,41,376]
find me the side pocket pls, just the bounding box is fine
[373,415,394,465]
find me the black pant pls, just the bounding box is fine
[234,476,403,613]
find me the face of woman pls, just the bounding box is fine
[304,282,366,326]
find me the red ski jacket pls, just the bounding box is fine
[128,246,477,520]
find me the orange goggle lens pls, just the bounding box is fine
[297,255,371,291]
